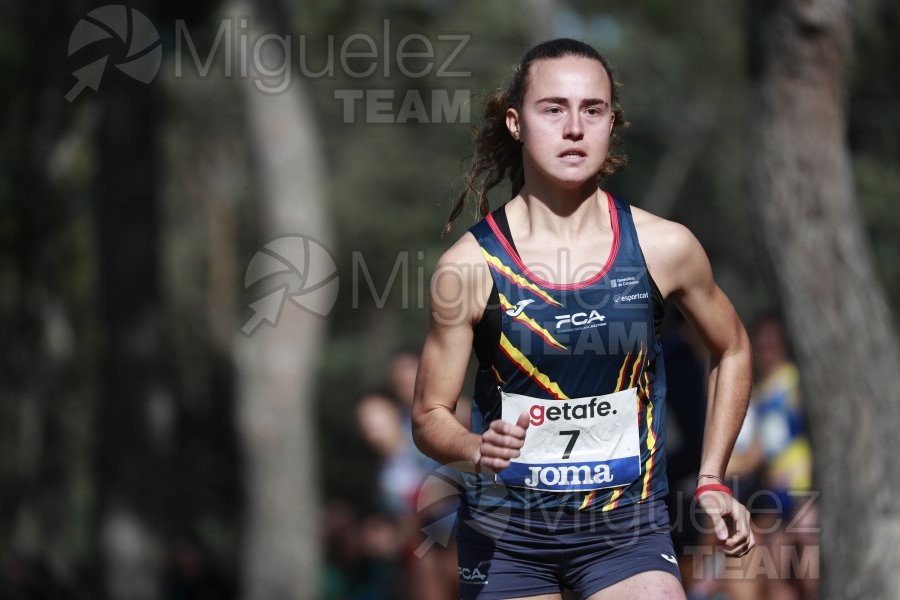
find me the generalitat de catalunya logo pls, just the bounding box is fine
[66,5,162,102]
[241,235,339,336]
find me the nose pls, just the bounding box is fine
[563,112,584,140]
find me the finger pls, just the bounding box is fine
[725,516,750,547]
[478,455,509,471]
[489,419,527,440]
[480,443,521,460]
[706,506,729,542]
[719,530,742,555]
[484,428,525,449]
[515,411,531,431]
[725,532,747,547]
[482,429,525,450]
[725,506,754,546]
[722,536,746,555]
[722,519,755,556]
[727,540,754,558]
[723,544,748,558]
[698,492,731,541]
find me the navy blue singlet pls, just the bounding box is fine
[465,193,669,514]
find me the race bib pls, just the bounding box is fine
[498,388,641,492]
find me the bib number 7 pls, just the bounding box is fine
[559,430,580,459]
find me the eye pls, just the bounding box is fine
[545,106,563,114]
[585,107,603,116]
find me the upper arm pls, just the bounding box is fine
[640,218,749,360]
[671,228,748,360]
[412,234,490,425]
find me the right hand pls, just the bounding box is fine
[696,490,755,557]
[473,411,530,471]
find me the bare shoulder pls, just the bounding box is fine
[629,205,698,253]
[629,205,711,299]
[432,231,492,326]
[436,230,484,267]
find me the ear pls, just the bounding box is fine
[608,112,615,135]
[506,107,522,142]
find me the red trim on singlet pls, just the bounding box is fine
[485,192,620,291]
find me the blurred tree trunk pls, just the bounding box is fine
[2,1,83,571]
[93,55,169,600]
[749,1,900,598]
[93,3,170,600]
[230,0,327,597]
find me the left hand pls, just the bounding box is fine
[696,490,755,557]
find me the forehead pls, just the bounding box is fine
[524,55,612,102]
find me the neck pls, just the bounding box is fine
[520,174,599,212]
[515,179,609,241]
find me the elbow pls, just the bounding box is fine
[713,320,752,366]
[410,406,430,454]
[735,325,752,367]
[731,325,752,362]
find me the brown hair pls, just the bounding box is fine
[443,38,627,236]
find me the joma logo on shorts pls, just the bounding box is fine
[524,464,613,487]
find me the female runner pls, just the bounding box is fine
[412,38,754,600]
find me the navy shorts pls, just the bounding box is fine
[456,498,681,599]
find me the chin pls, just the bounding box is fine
[524,156,604,191]
[548,169,601,190]
[552,178,589,191]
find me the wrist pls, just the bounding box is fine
[469,432,484,465]
[694,483,733,499]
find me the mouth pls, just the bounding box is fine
[559,149,587,163]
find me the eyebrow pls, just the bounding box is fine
[535,96,610,107]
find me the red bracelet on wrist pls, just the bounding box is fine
[694,483,733,499]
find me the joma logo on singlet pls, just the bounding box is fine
[555,310,606,329]
[524,464,614,487]
[505,299,534,317]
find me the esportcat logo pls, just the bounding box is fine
[614,292,649,304]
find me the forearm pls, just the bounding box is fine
[699,343,752,479]
[412,404,482,466]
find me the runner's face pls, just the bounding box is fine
[507,56,615,190]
